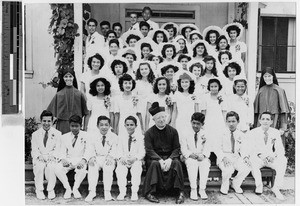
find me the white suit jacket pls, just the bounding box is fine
[180,128,212,160]
[58,130,89,159]
[115,131,145,161]
[146,19,159,30]
[246,127,285,158]
[83,130,118,161]
[31,127,61,162]
[85,31,105,58]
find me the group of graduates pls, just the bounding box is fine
[31,6,291,204]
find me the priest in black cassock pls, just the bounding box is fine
[142,102,185,204]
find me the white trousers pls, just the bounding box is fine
[185,158,210,190]
[250,155,287,191]
[54,157,87,189]
[115,160,143,193]
[33,161,56,191]
[218,156,251,192]
[87,156,115,191]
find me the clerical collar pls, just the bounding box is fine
[155,124,166,130]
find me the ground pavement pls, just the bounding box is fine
[25,176,295,205]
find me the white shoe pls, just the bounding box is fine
[63,188,72,199]
[36,190,45,200]
[85,191,96,202]
[117,192,126,200]
[255,185,263,194]
[104,190,113,201]
[199,189,208,200]
[131,192,138,201]
[220,185,228,195]
[73,188,82,199]
[48,190,56,200]
[272,187,285,200]
[231,182,243,194]
[190,189,198,200]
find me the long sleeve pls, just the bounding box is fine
[179,134,192,160]
[169,129,180,159]
[31,131,40,161]
[145,131,162,160]
[136,136,146,160]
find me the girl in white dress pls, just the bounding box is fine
[161,43,177,63]
[84,77,114,133]
[221,61,242,97]
[216,50,232,78]
[191,40,210,62]
[145,77,174,130]
[203,25,223,53]
[199,55,219,94]
[114,74,144,135]
[188,60,205,98]
[160,63,180,94]
[173,72,200,133]
[108,58,129,97]
[135,61,156,128]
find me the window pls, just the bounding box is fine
[125,9,195,19]
[258,17,296,73]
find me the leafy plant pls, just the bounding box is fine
[284,101,295,170]
[25,117,39,163]
[234,2,248,29]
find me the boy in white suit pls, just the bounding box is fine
[54,115,88,199]
[31,110,61,200]
[115,116,145,201]
[248,111,287,200]
[180,112,211,200]
[216,111,251,195]
[84,115,118,202]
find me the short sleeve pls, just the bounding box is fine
[239,41,247,53]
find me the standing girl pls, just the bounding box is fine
[199,55,218,94]
[202,25,223,52]
[191,40,210,62]
[221,61,242,97]
[188,60,205,97]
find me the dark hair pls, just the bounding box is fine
[135,62,156,84]
[153,77,171,95]
[129,11,139,17]
[142,6,153,15]
[40,110,53,121]
[161,64,179,75]
[233,79,247,94]
[218,50,232,64]
[139,21,150,30]
[226,111,240,122]
[110,59,128,75]
[100,20,110,28]
[122,52,137,61]
[161,44,176,59]
[87,53,105,70]
[89,77,111,96]
[205,30,220,44]
[191,112,205,124]
[112,22,123,31]
[216,35,230,51]
[226,25,241,37]
[69,114,82,125]
[57,68,78,92]
[189,62,204,74]
[97,115,111,125]
[118,73,136,91]
[259,67,279,89]
[153,30,168,44]
[176,38,188,54]
[106,30,117,39]
[164,24,177,36]
[141,43,153,59]
[109,38,120,47]
[148,54,164,63]
[87,18,98,27]
[177,79,195,94]
[190,32,203,41]
[181,26,196,39]
[207,78,222,91]
[126,34,141,44]
[202,55,218,77]
[177,54,191,63]
[223,62,241,78]
[192,42,208,58]
[125,115,137,125]
[259,111,273,120]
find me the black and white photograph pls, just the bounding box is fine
[0,0,298,205]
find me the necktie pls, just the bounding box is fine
[194,132,198,148]
[72,134,78,147]
[128,135,133,152]
[264,131,268,145]
[102,135,106,147]
[88,35,91,42]
[231,131,235,153]
[43,130,49,147]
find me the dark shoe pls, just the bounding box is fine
[176,191,185,204]
[255,191,262,195]
[146,193,159,203]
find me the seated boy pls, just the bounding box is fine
[84,115,118,202]
[54,115,88,199]
[31,110,61,200]
[115,116,145,201]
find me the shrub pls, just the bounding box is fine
[25,117,39,163]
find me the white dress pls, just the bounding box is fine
[174,92,199,134]
[86,95,112,133]
[198,74,217,95]
[113,94,142,135]
[201,93,227,151]
[229,40,247,61]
